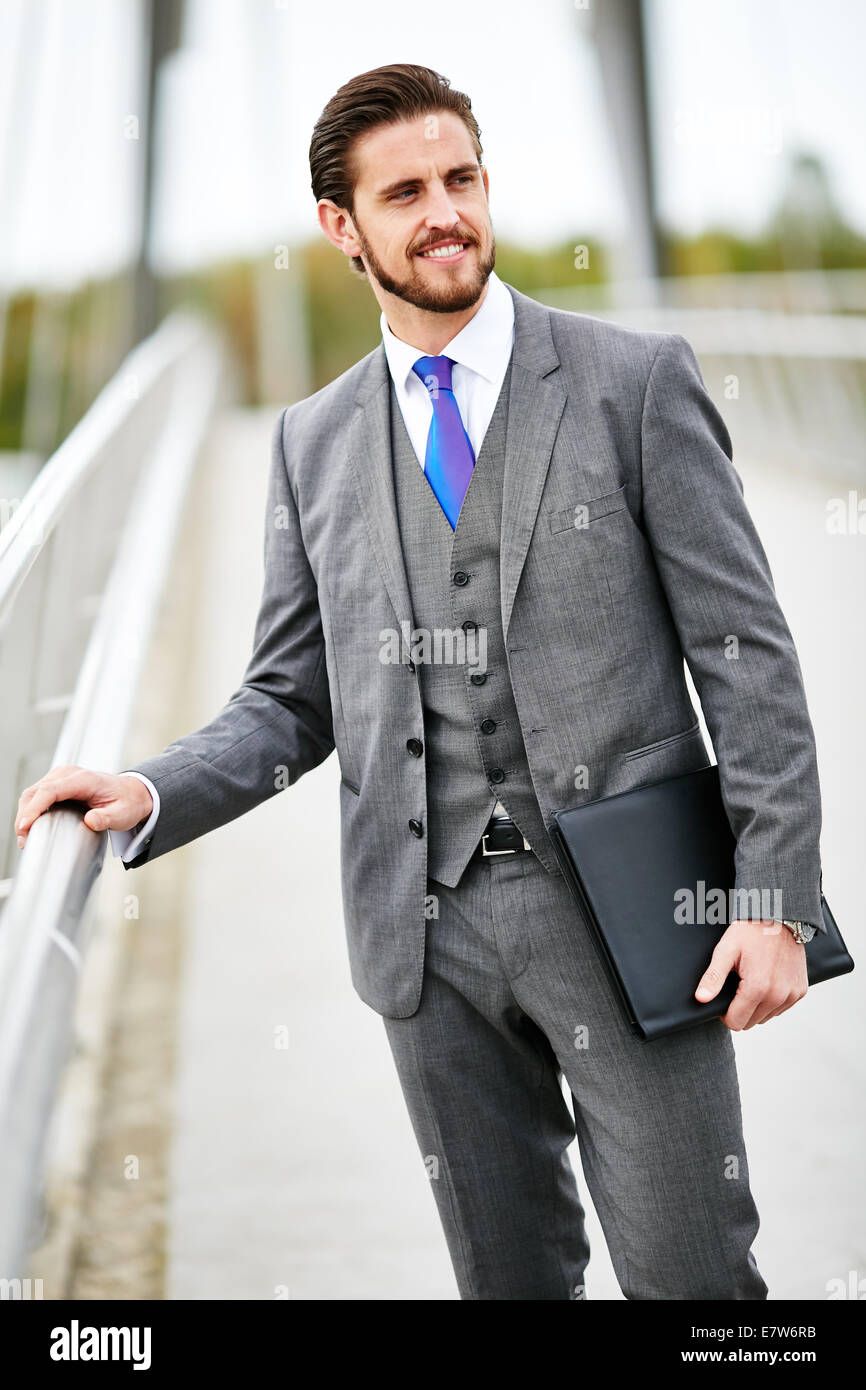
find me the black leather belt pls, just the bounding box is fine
[471,817,533,861]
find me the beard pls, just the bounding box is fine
[352,218,496,313]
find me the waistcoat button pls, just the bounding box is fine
[408,818,424,837]
[490,768,506,784]
[480,718,497,735]
[406,738,423,757]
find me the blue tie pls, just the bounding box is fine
[411,355,476,529]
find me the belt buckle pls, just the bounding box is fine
[480,832,516,858]
[480,830,532,857]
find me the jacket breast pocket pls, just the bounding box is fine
[547,483,644,599]
[548,484,628,535]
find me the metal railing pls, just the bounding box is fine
[543,268,866,314]
[0,309,226,1278]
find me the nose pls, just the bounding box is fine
[424,179,462,230]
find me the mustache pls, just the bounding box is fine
[412,233,477,254]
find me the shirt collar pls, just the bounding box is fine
[379,270,514,393]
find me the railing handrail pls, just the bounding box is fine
[0,310,207,627]
[0,310,225,1278]
[547,305,866,358]
[536,299,866,360]
[539,268,866,314]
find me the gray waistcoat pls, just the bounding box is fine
[389,361,556,886]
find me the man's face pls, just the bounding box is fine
[342,111,496,313]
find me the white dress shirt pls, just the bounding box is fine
[379,267,515,470]
[109,271,516,861]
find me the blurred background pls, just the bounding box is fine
[0,0,863,1302]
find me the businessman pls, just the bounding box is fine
[16,64,824,1300]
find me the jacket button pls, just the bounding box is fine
[480,718,497,735]
[490,768,506,784]
[453,570,469,586]
[406,738,423,757]
[470,672,487,685]
[461,618,477,632]
[408,818,424,837]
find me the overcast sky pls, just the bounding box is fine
[0,0,864,290]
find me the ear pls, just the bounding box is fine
[317,198,363,261]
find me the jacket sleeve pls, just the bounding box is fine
[120,406,335,869]
[639,332,823,929]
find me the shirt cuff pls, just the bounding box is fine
[108,772,160,863]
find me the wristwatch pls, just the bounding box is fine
[781,919,816,944]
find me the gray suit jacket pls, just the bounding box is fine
[124,282,823,1017]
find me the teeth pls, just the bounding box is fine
[420,243,464,259]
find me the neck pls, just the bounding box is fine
[379,278,490,354]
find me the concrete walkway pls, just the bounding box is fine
[165,408,864,1300]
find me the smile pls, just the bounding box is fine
[418,241,469,260]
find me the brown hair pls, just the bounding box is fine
[309,63,484,277]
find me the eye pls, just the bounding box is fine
[390,174,475,201]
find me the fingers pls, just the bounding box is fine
[15,766,101,844]
[16,763,77,816]
[695,939,739,1003]
[756,1002,789,1026]
[724,980,808,1031]
[83,806,117,833]
[755,984,809,1027]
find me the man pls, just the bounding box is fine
[16,64,823,1300]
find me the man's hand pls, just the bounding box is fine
[695,919,808,1030]
[15,766,153,847]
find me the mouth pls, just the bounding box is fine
[416,240,471,263]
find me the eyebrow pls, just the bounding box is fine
[375,163,480,200]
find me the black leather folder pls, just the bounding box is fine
[549,764,854,1041]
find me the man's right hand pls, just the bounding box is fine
[15,766,153,848]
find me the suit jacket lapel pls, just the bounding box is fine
[348,348,416,636]
[499,284,566,641]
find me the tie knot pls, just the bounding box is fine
[412,354,454,395]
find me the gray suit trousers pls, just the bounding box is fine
[384,850,768,1301]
